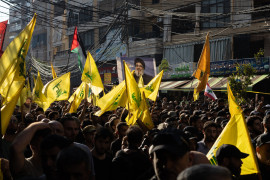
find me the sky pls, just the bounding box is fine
[0,2,9,22]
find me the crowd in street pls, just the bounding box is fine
[1,95,270,180]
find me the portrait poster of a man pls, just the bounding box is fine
[117,57,156,84]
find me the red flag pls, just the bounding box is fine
[0,20,8,57]
[71,27,86,72]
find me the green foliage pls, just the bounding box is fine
[159,59,171,72]
[254,48,264,61]
[228,64,256,105]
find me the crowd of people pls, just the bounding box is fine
[0,94,270,180]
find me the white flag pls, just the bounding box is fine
[204,83,217,101]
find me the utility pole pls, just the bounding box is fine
[125,0,129,57]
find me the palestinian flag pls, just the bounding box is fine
[204,83,217,101]
[71,27,87,72]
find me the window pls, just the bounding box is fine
[152,0,159,4]
[80,30,94,50]
[252,0,270,20]
[54,1,65,17]
[201,0,230,29]
[99,26,107,44]
[172,5,195,34]
[79,6,93,23]
[32,33,47,48]
[68,10,79,27]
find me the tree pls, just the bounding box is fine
[158,58,171,72]
[228,64,256,105]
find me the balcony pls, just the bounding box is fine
[129,36,163,57]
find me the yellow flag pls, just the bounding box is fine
[95,80,127,116]
[1,81,24,135]
[139,92,154,130]
[123,61,142,125]
[124,61,141,110]
[0,14,36,89]
[227,82,242,116]
[138,75,144,88]
[193,33,210,101]
[51,63,57,79]
[42,72,70,104]
[17,79,31,107]
[32,71,49,110]
[207,83,260,175]
[81,51,104,95]
[143,70,163,101]
[68,82,87,113]
[0,15,36,101]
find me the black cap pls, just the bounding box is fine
[149,129,189,156]
[256,133,270,147]
[134,58,145,69]
[216,144,249,163]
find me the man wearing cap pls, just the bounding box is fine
[216,144,249,179]
[133,57,153,84]
[149,129,191,180]
[256,133,270,180]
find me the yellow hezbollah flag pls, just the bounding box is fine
[1,81,24,135]
[139,91,154,130]
[68,82,87,113]
[227,82,242,116]
[124,61,142,125]
[207,83,260,175]
[193,33,210,101]
[0,15,36,101]
[51,63,57,79]
[0,14,36,90]
[81,51,104,95]
[143,70,163,101]
[95,80,127,117]
[32,71,49,110]
[138,75,144,88]
[42,72,70,104]
[124,61,141,110]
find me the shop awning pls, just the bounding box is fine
[160,80,190,90]
[168,75,268,90]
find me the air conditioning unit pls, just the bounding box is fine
[157,17,163,23]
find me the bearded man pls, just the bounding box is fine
[133,58,153,84]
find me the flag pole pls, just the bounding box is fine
[123,61,131,118]
[0,94,2,157]
[150,100,156,116]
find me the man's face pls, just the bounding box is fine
[204,127,217,142]
[59,162,91,180]
[26,98,32,105]
[135,62,144,76]
[63,121,79,141]
[118,125,128,138]
[253,119,263,134]
[42,146,61,180]
[84,132,95,144]
[227,157,243,177]
[263,119,270,132]
[94,137,111,155]
[257,143,270,166]
[194,119,203,132]
[49,122,65,136]
[153,150,190,180]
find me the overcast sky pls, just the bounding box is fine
[0,2,9,22]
